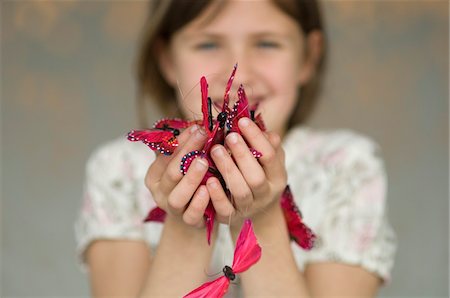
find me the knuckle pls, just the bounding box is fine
[248,175,266,190]
[167,194,183,211]
[184,172,200,187]
[217,206,234,219]
[167,167,181,183]
[232,147,247,160]
[189,197,203,215]
[190,202,203,214]
[269,132,281,147]
[236,190,252,203]
[183,212,196,226]
[210,191,224,203]
[263,149,276,163]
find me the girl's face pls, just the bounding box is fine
[159,0,310,136]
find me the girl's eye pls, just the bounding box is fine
[195,42,218,50]
[256,41,280,49]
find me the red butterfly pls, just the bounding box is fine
[280,186,316,250]
[184,219,262,298]
[129,65,316,251]
[178,65,238,244]
[127,118,194,155]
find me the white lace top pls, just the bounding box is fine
[74,125,397,288]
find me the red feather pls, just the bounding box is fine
[280,186,316,250]
[204,202,216,245]
[222,63,237,110]
[153,118,194,129]
[200,76,210,132]
[127,129,178,155]
[183,276,229,298]
[228,84,250,134]
[232,219,262,273]
[143,207,166,223]
[184,219,261,298]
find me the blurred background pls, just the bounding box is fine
[1,1,448,297]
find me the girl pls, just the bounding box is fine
[75,0,397,297]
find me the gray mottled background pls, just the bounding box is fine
[1,1,448,297]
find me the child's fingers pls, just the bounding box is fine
[145,155,170,195]
[210,144,253,211]
[182,185,209,227]
[160,128,207,194]
[225,132,269,198]
[167,157,209,215]
[265,131,282,148]
[206,177,235,220]
[267,131,286,165]
[238,117,286,185]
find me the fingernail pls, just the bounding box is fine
[211,146,224,157]
[227,133,238,145]
[196,158,208,170]
[198,186,207,196]
[207,179,218,188]
[239,117,250,127]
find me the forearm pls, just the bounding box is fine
[139,216,215,297]
[231,204,311,297]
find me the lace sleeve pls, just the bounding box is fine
[304,134,397,284]
[74,140,149,273]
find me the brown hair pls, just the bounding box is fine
[136,0,326,129]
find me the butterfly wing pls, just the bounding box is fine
[127,129,178,155]
[154,118,195,129]
[232,219,262,273]
[204,202,216,245]
[200,76,211,133]
[228,84,251,134]
[183,276,229,298]
[202,120,226,154]
[236,84,250,119]
[223,63,237,110]
[143,207,166,223]
[280,186,316,250]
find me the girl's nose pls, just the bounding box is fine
[234,61,253,88]
[226,50,255,93]
[216,45,256,98]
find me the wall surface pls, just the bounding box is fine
[1,1,448,297]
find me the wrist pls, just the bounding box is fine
[164,213,219,243]
[230,201,285,241]
[165,214,206,238]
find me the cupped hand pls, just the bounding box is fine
[145,125,210,228]
[206,117,287,226]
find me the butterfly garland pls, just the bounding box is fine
[127,64,316,249]
[184,219,262,298]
